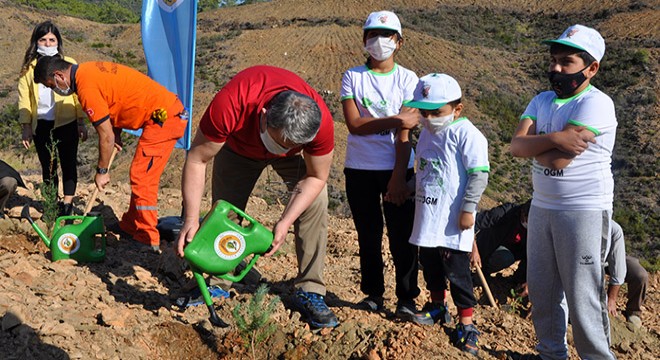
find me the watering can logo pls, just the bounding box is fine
[57,233,81,255]
[214,231,246,260]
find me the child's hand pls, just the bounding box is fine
[397,108,420,130]
[470,248,482,269]
[385,178,409,206]
[459,211,474,230]
[555,126,596,155]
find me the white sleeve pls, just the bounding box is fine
[462,126,490,174]
[521,94,541,121]
[340,70,354,100]
[402,71,419,103]
[607,221,627,286]
[568,92,616,136]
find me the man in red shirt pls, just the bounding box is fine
[177,65,338,328]
[34,57,188,251]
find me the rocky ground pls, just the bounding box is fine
[0,175,659,360]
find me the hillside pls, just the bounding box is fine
[0,0,659,359]
[0,0,657,258]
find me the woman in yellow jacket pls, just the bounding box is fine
[18,21,87,216]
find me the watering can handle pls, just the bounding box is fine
[84,147,118,215]
[214,200,260,230]
[219,254,261,282]
[52,215,86,234]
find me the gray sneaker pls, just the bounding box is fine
[395,301,434,326]
[357,296,384,311]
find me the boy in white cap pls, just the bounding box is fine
[406,73,490,356]
[511,24,617,360]
[340,10,425,322]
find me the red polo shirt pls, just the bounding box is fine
[199,65,334,159]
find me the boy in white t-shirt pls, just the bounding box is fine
[406,73,490,356]
[511,24,617,360]
[340,11,426,323]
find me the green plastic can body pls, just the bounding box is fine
[184,200,273,277]
[50,215,106,262]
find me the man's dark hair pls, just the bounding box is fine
[33,56,73,84]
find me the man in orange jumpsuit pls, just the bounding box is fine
[34,57,187,250]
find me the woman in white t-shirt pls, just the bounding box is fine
[339,10,426,322]
[18,21,87,216]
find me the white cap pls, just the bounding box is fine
[407,73,462,110]
[363,11,402,37]
[542,24,605,62]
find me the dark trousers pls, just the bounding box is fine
[624,255,648,316]
[420,246,477,309]
[344,168,419,302]
[34,120,78,196]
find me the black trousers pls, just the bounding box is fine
[34,120,79,196]
[344,168,419,302]
[420,246,477,309]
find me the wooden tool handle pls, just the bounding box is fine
[475,265,497,308]
[84,147,118,215]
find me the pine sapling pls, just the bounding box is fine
[232,283,280,360]
[39,136,60,237]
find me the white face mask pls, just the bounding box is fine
[53,75,73,96]
[260,127,290,155]
[364,37,397,61]
[521,221,528,229]
[37,45,58,57]
[421,113,454,133]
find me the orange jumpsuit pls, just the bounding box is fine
[75,62,187,246]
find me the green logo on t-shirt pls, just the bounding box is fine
[361,97,373,107]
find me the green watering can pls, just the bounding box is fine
[184,200,273,327]
[21,204,106,263]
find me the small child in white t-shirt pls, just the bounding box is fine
[406,73,489,356]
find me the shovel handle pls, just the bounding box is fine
[475,265,497,308]
[84,147,118,215]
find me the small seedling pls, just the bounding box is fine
[506,288,524,315]
[39,136,60,237]
[232,283,280,360]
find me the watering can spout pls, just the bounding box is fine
[21,204,50,247]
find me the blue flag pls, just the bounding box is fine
[141,0,197,150]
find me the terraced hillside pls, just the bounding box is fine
[1,0,656,260]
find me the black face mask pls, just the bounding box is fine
[547,64,590,98]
